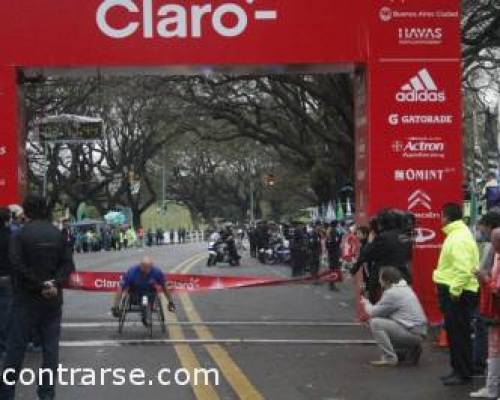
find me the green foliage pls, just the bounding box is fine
[141,202,193,230]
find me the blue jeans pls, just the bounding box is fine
[0,297,62,400]
[0,283,12,354]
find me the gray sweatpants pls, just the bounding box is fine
[369,318,423,362]
[486,357,500,397]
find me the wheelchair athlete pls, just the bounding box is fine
[111,256,176,326]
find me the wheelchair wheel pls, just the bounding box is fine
[118,296,130,334]
[145,303,153,339]
[156,297,167,334]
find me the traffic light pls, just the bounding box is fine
[265,174,275,187]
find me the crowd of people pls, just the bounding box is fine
[68,225,196,254]
[348,202,500,397]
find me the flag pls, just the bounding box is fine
[346,197,353,216]
[336,200,344,221]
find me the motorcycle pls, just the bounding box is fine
[259,239,291,265]
[207,240,239,267]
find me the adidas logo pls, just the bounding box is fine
[396,68,446,103]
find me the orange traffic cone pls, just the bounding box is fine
[435,328,449,348]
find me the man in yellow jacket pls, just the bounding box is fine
[433,202,479,386]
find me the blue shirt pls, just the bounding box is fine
[120,265,166,294]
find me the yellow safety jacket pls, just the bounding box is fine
[433,220,479,297]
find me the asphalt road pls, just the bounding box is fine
[13,243,478,399]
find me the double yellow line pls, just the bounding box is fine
[160,253,263,399]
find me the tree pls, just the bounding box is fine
[25,77,185,226]
[160,73,354,206]
[462,0,500,89]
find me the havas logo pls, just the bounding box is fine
[398,27,443,44]
[396,68,446,103]
[96,0,278,39]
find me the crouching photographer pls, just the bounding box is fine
[361,266,428,367]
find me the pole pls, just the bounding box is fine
[471,106,479,226]
[162,146,166,214]
[43,141,48,198]
[249,180,255,225]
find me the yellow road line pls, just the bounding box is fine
[161,253,220,400]
[179,260,264,400]
[170,253,206,273]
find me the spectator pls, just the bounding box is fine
[351,219,379,303]
[290,221,307,277]
[327,221,343,291]
[126,226,136,248]
[434,202,479,386]
[137,226,144,247]
[472,211,500,377]
[8,205,24,234]
[0,195,74,399]
[352,210,412,299]
[472,227,500,398]
[248,226,257,258]
[60,219,75,254]
[146,229,154,247]
[483,173,500,211]
[341,225,358,265]
[308,222,323,281]
[362,266,427,367]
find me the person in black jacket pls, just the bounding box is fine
[327,221,343,291]
[0,195,74,400]
[0,208,12,356]
[255,221,270,263]
[248,227,257,258]
[308,222,323,280]
[352,210,412,304]
[290,222,307,277]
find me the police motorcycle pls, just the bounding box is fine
[207,238,239,267]
[260,236,291,265]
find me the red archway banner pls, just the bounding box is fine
[0,0,462,324]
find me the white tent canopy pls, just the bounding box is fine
[38,114,103,125]
[36,114,103,141]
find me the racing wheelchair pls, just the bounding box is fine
[117,291,167,338]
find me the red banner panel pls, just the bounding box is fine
[0,0,370,66]
[366,0,462,323]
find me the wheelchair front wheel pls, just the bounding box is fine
[118,295,130,334]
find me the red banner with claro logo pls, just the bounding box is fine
[65,270,341,293]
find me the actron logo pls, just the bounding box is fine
[392,139,445,159]
[96,0,278,39]
[396,68,446,103]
